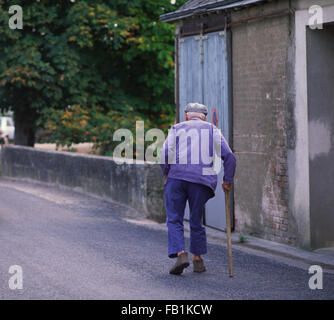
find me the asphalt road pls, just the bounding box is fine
[0,179,333,300]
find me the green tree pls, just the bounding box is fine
[0,0,186,146]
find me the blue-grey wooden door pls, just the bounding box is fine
[203,31,230,230]
[178,30,231,229]
[178,34,202,221]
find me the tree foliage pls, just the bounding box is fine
[0,0,186,146]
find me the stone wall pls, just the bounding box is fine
[1,146,166,222]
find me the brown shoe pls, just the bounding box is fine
[169,252,190,275]
[193,258,206,273]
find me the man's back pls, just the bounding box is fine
[160,118,236,193]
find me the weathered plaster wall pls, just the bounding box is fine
[231,0,298,245]
[307,22,334,246]
[290,1,334,249]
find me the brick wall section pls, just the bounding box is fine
[231,1,297,245]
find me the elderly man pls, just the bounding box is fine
[160,102,236,275]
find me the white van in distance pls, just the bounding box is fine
[0,116,15,143]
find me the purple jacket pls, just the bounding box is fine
[160,118,236,193]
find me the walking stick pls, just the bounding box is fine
[224,190,234,277]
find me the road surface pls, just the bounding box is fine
[0,179,333,300]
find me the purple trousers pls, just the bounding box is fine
[164,177,214,258]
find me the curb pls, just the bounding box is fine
[197,223,334,272]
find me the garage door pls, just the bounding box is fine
[178,30,232,230]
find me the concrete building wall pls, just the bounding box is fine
[167,0,334,249]
[231,0,334,249]
[1,146,166,223]
[307,24,334,249]
[231,0,298,245]
[292,1,334,249]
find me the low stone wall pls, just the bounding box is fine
[1,146,165,222]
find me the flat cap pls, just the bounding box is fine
[184,102,208,116]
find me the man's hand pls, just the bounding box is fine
[222,182,233,193]
[164,175,168,185]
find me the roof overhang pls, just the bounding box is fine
[160,0,268,23]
